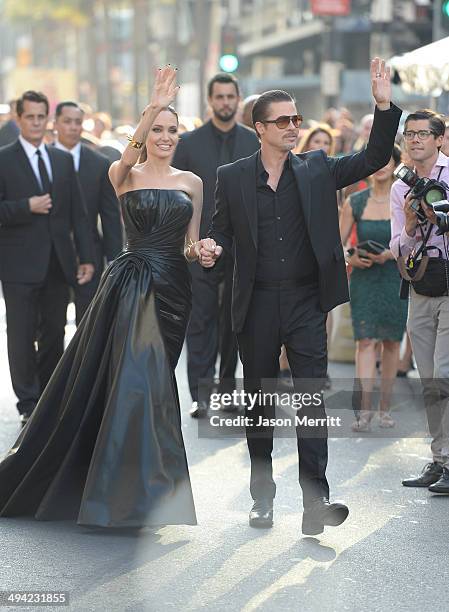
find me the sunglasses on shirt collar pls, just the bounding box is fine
[261,114,303,129]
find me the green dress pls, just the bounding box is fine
[349,188,408,342]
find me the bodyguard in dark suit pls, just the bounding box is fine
[0,91,95,424]
[172,73,259,417]
[204,59,401,535]
[54,101,123,323]
[0,100,19,147]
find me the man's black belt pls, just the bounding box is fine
[255,274,317,290]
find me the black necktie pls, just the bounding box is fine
[217,133,231,167]
[36,149,52,195]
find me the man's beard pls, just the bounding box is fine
[213,108,237,123]
[281,139,297,151]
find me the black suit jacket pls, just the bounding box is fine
[0,140,94,285]
[0,120,19,147]
[209,104,402,333]
[77,144,123,263]
[172,120,260,236]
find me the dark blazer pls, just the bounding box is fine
[172,120,260,236]
[77,144,122,263]
[0,120,19,147]
[0,139,94,285]
[209,104,402,333]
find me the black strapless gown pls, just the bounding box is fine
[0,189,197,528]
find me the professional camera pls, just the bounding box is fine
[432,200,449,235]
[394,163,449,225]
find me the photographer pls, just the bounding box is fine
[390,110,449,494]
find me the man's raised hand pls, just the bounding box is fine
[370,57,391,111]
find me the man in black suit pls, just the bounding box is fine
[203,59,401,535]
[0,90,95,424]
[172,73,259,417]
[0,100,19,147]
[54,101,123,323]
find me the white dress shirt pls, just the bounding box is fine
[18,135,53,189]
[54,140,81,172]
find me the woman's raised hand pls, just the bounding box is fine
[149,65,180,110]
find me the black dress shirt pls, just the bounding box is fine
[211,123,237,167]
[255,152,318,283]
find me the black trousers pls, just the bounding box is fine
[2,250,69,415]
[186,252,238,402]
[237,284,330,508]
[74,244,104,325]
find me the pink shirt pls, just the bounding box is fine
[390,152,449,259]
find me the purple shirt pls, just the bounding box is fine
[390,152,449,260]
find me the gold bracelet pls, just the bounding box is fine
[186,239,198,261]
[127,134,144,149]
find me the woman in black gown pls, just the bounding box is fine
[0,66,217,528]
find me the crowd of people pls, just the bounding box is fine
[0,57,448,533]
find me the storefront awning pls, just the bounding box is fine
[389,36,449,96]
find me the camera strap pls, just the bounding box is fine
[397,225,432,281]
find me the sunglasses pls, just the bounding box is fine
[262,114,303,129]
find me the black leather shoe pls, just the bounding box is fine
[249,499,273,528]
[189,401,208,419]
[302,498,349,536]
[428,468,449,494]
[402,462,443,487]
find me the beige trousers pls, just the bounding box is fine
[407,288,449,469]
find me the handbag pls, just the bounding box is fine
[397,225,449,298]
[399,254,449,297]
[347,240,386,259]
[355,240,386,257]
[356,240,386,255]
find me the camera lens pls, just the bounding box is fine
[424,186,447,205]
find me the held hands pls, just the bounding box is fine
[29,194,52,214]
[370,57,391,110]
[77,264,94,285]
[197,238,223,268]
[147,65,180,111]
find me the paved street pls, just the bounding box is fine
[0,300,448,612]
